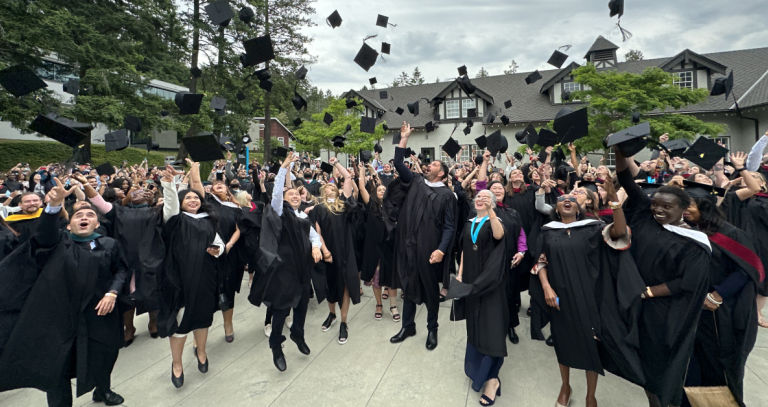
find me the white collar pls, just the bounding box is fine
[183,212,209,219]
[326,198,336,203]
[542,219,600,230]
[468,215,502,223]
[212,194,239,209]
[424,179,444,188]
[663,224,712,252]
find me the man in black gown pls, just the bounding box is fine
[389,122,457,350]
[4,191,45,244]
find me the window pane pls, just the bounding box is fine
[462,98,475,117]
[672,72,693,89]
[445,100,459,119]
[563,82,580,92]
[440,144,476,164]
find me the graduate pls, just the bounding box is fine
[0,178,128,407]
[388,122,457,351]
[615,149,711,407]
[683,180,764,407]
[156,163,225,388]
[4,191,44,244]
[248,153,323,371]
[0,215,18,262]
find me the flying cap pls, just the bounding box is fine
[323,112,334,126]
[272,146,288,158]
[392,132,401,145]
[553,107,589,144]
[632,112,641,124]
[458,65,468,76]
[425,121,435,133]
[63,78,79,96]
[354,43,379,72]
[360,116,376,134]
[515,129,526,143]
[682,137,729,170]
[258,79,273,92]
[182,132,226,162]
[463,126,472,136]
[327,10,342,28]
[710,71,734,100]
[604,121,652,157]
[407,101,419,116]
[395,107,405,115]
[683,179,725,202]
[536,128,558,148]
[204,0,234,26]
[457,76,476,95]
[661,138,691,158]
[442,137,461,159]
[486,113,496,124]
[525,71,543,85]
[293,117,303,127]
[239,6,255,23]
[504,100,512,109]
[236,91,246,101]
[190,67,202,79]
[254,68,271,80]
[175,91,204,115]
[0,65,48,97]
[28,114,88,148]
[219,135,235,151]
[320,162,335,174]
[291,92,307,110]
[374,144,383,154]
[609,0,624,18]
[95,162,116,177]
[143,139,159,152]
[242,135,252,144]
[381,42,391,55]
[124,115,142,132]
[467,108,477,118]
[486,130,503,156]
[379,90,388,99]
[376,15,391,27]
[522,124,539,148]
[345,99,358,108]
[475,135,487,149]
[331,135,346,148]
[104,129,130,152]
[369,77,377,85]
[499,135,509,154]
[241,36,275,67]
[537,149,549,164]
[210,96,227,111]
[500,115,510,125]
[295,66,308,80]
[465,119,474,128]
[547,50,569,68]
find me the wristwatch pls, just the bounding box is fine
[610,202,621,210]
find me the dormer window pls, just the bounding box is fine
[461,98,476,117]
[672,71,693,89]
[445,97,477,119]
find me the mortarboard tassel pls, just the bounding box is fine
[617,19,633,42]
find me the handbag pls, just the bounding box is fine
[683,312,739,407]
[218,293,231,312]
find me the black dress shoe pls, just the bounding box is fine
[546,335,555,347]
[426,330,438,350]
[92,389,125,406]
[508,328,519,344]
[198,356,209,373]
[272,347,287,372]
[171,365,184,388]
[150,331,159,339]
[290,333,311,355]
[390,327,416,343]
[526,307,532,316]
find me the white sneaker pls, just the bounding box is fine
[286,315,293,329]
[264,324,272,338]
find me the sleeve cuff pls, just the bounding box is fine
[45,204,63,214]
[530,253,548,275]
[602,224,631,250]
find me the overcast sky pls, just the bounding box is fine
[299,0,768,95]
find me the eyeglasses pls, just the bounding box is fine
[571,190,586,195]
[557,196,577,203]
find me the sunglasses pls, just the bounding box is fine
[557,197,577,203]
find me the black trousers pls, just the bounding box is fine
[402,297,439,332]
[46,343,112,407]
[268,285,310,349]
[507,268,520,329]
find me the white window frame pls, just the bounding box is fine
[277,136,285,146]
[672,71,693,89]
[461,98,476,118]
[445,100,460,119]
[562,82,581,93]
[440,144,477,164]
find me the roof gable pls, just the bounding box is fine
[434,78,495,104]
[658,49,727,75]
[539,62,581,94]
[584,36,619,59]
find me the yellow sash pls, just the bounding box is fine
[5,208,43,222]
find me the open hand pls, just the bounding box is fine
[429,250,444,264]
[206,246,220,257]
[95,294,116,316]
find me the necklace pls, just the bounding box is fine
[470,216,489,251]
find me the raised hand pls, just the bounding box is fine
[730,151,747,169]
[48,177,73,206]
[400,121,412,140]
[659,133,669,143]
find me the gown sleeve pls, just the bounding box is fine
[161,180,179,222]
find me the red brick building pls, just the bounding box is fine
[251,117,295,148]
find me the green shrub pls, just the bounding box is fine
[0,140,171,171]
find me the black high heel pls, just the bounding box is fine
[171,364,184,388]
[198,354,209,373]
[479,378,501,406]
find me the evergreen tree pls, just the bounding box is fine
[476,67,489,78]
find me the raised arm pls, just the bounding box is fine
[357,163,370,204]
[186,158,205,197]
[477,150,489,183]
[330,157,353,198]
[568,143,582,177]
[394,122,414,184]
[745,133,768,171]
[731,152,762,201]
[161,165,181,222]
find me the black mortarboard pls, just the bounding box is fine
[537,149,549,164]
[515,129,526,143]
[504,100,512,109]
[465,119,474,128]
[175,91,204,115]
[523,124,539,149]
[562,91,571,102]
[425,121,435,133]
[458,65,468,76]
[392,132,401,145]
[381,42,391,55]
[525,70,543,85]
[467,108,477,118]
[239,6,255,23]
[475,135,487,149]
[320,162,335,174]
[486,130,503,156]
[405,147,416,157]
[354,43,379,72]
[380,90,388,99]
[327,10,342,28]
[604,121,652,157]
[500,136,509,154]
[345,99,357,108]
[254,68,271,80]
[536,128,558,148]
[242,35,275,67]
[291,92,307,110]
[63,78,79,96]
[682,137,729,170]
[457,76,476,95]
[258,79,273,92]
[710,71,734,100]
[374,144,383,154]
[95,162,115,177]
[632,112,641,124]
[144,140,159,152]
[360,116,376,134]
[637,182,662,196]
[474,155,484,166]
[295,66,308,80]
[219,135,235,151]
[243,135,252,144]
[331,135,346,148]
[360,150,373,163]
[514,152,523,161]
[547,50,569,68]
[608,0,624,18]
[463,126,472,136]
[395,107,405,115]
[124,115,142,132]
[236,91,246,101]
[683,180,725,202]
[204,0,234,26]
[369,77,378,85]
[486,113,496,124]
[554,107,589,144]
[323,112,334,126]
[104,129,129,152]
[500,115,510,125]
[442,137,461,159]
[376,14,390,27]
[0,65,47,97]
[293,118,303,127]
[190,67,202,78]
[28,114,87,148]
[344,123,352,134]
[210,96,227,111]
[271,146,288,158]
[661,138,691,158]
[579,180,599,194]
[407,101,419,116]
[182,133,226,162]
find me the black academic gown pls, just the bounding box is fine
[310,196,361,305]
[157,212,219,337]
[360,200,395,287]
[208,196,246,309]
[0,226,18,263]
[240,202,264,276]
[5,212,41,245]
[721,192,768,295]
[618,169,711,406]
[530,219,646,385]
[503,186,546,292]
[0,210,128,397]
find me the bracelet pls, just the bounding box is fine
[105,293,117,298]
[610,202,621,210]
[706,293,722,306]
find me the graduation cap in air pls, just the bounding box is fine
[682,137,729,170]
[467,108,477,118]
[182,132,226,162]
[354,42,379,72]
[254,68,271,80]
[579,180,599,194]
[442,137,461,159]
[292,92,307,111]
[425,121,435,133]
[562,91,571,102]
[271,146,289,158]
[104,129,130,152]
[204,0,234,26]
[405,147,416,157]
[369,77,378,86]
[465,119,474,129]
[553,107,589,144]
[486,113,496,124]
[683,180,725,203]
[374,143,383,154]
[239,6,255,23]
[474,154,484,166]
[29,114,88,148]
[376,14,396,28]
[95,162,116,177]
[379,90,388,99]
[345,99,357,108]
[547,50,569,68]
[463,126,472,136]
[475,135,488,149]
[395,107,405,115]
[536,128,558,148]
[242,135,252,144]
[603,121,652,157]
[323,112,334,126]
[0,65,48,97]
[407,101,419,116]
[258,79,273,92]
[381,43,391,55]
[331,135,346,148]
[608,0,624,18]
[327,10,342,28]
[295,66,308,81]
[382,124,389,131]
[360,116,376,134]
[525,71,543,85]
[63,78,79,96]
[241,35,275,67]
[190,67,202,79]
[236,91,246,101]
[486,130,504,156]
[210,97,227,111]
[500,115,510,126]
[458,65,468,76]
[661,138,691,158]
[392,132,401,145]
[142,139,160,152]
[710,71,734,100]
[124,115,142,133]
[523,125,539,149]
[632,112,641,124]
[515,129,526,143]
[514,152,523,161]
[175,91,204,115]
[504,100,512,109]
[457,76,476,95]
[537,149,550,164]
[499,136,509,154]
[320,162,335,174]
[360,150,373,163]
[219,135,235,151]
[293,117,302,127]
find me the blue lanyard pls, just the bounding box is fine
[471,216,489,245]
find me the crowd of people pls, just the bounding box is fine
[0,126,767,407]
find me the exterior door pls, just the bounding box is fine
[421,148,435,163]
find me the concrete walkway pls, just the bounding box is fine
[2,278,767,407]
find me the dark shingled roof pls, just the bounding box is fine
[584,35,620,59]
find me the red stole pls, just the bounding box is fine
[709,232,765,282]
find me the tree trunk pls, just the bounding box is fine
[177,0,200,161]
[262,1,272,165]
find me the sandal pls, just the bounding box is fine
[390,306,401,322]
[374,305,383,320]
[382,292,389,300]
